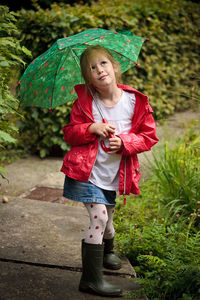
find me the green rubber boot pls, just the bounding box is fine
[79,240,122,297]
[103,237,122,270]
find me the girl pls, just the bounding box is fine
[61,45,159,297]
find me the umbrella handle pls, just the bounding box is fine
[100,118,114,152]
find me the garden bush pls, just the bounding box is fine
[17,105,71,158]
[14,0,200,157]
[0,6,31,176]
[114,126,200,299]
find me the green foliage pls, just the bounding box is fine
[14,0,200,157]
[17,0,200,113]
[17,104,71,157]
[0,6,31,177]
[148,132,200,220]
[114,128,200,299]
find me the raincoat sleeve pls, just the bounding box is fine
[62,100,96,146]
[118,104,159,156]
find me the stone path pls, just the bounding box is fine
[0,158,141,299]
[0,197,140,300]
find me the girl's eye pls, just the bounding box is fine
[91,66,96,70]
[101,61,107,65]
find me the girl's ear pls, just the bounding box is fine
[113,63,119,73]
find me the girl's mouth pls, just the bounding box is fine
[99,75,107,80]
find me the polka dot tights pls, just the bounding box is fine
[84,203,115,244]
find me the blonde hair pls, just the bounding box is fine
[80,45,122,87]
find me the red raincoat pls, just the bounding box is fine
[61,84,159,196]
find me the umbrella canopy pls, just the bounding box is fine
[19,28,147,109]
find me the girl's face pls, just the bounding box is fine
[88,53,118,90]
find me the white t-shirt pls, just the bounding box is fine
[89,90,136,191]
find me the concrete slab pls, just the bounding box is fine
[0,197,135,277]
[0,156,64,197]
[0,197,141,299]
[0,261,144,300]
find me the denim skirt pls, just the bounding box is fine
[63,176,116,206]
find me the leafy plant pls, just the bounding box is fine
[114,127,200,299]
[0,6,31,178]
[17,104,71,158]
[147,133,200,220]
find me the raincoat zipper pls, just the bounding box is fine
[123,157,127,205]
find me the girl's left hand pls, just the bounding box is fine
[108,136,123,153]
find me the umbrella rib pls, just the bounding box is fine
[50,48,70,109]
[70,47,80,69]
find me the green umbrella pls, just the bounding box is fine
[19,28,147,109]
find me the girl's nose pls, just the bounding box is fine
[97,65,103,73]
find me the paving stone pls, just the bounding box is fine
[0,261,143,300]
[0,197,135,277]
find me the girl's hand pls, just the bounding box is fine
[108,136,123,153]
[89,123,115,138]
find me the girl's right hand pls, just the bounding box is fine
[89,123,115,138]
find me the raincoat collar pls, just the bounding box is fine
[74,83,149,120]
[75,83,148,101]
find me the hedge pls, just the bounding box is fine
[15,0,200,157]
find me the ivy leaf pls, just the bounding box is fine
[22,46,32,57]
[0,61,9,67]
[0,130,16,143]
[40,148,48,158]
